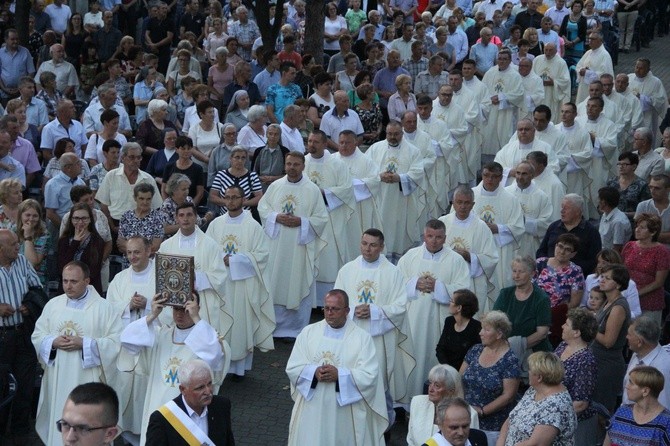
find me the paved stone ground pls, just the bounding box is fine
[11,33,670,446]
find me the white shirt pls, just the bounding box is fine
[279,122,305,153]
[181,395,209,436]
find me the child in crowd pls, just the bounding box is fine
[345,0,367,35]
[586,287,606,313]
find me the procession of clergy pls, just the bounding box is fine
[26,42,669,445]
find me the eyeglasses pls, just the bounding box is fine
[71,216,91,222]
[56,419,116,436]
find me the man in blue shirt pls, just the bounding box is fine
[253,50,281,101]
[266,62,302,124]
[44,152,85,228]
[0,130,25,187]
[0,29,36,100]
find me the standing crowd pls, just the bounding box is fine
[1,0,670,445]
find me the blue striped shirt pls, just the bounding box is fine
[0,254,41,326]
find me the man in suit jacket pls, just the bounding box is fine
[145,359,235,446]
[422,397,487,446]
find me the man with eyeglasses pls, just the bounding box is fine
[32,261,124,446]
[206,186,275,380]
[286,289,387,446]
[334,229,415,422]
[58,382,120,446]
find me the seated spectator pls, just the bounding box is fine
[161,136,206,206]
[0,178,23,230]
[16,77,48,131]
[353,83,383,148]
[361,42,386,80]
[43,138,90,187]
[334,53,359,92]
[221,61,262,111]
[0,131,24,187]
[145,127,178,186]
[209,146,263,216]
[135,99,177,169]
[35,71,63,120]
[167,49,202,99]
[188,100,226,171]
[387,74,416,122]
[40,100,87,162]
[208,47,234,113]
[237,104,268,155]
[294,98,314,146]
[57,202,105,294]
[34,44,79,98]
[606,152,652,220]
[88,139,121,196]
[307,72,335,129]
[118,183,165,253]
[84,109,129,167]
[207,124,238,187]
[6,98,41,156]
[436,289,482,370]
[133,67,164,127]
[535,233,585,309]
[16,198,50,289]
[0,115,41,188]
[225,90,251,131]
[250,124,288,192]
[182,85,220,134]
[160,173,213,237]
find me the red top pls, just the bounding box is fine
[622,241,670,311]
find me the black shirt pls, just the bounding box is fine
[536,217,602,275]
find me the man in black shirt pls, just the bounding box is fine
[179,0,205,42]
[145,2,174,74]
[514,0,543,33]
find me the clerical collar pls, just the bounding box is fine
[164,148,176,159]
[420,116,432,123]
[131,260,153,281]
[423,244,443,260]
[388,142,400,148]
[481,185,500,196]
[455,212,475,224]
[226,212,245,223]
[310,154,325,162]
[324,322,346,339]
[360,256,382,268]
[287,175,303,184]
[519,141,533,150]
[562,123,575,130]
[69,288,89,302]
[178,230,197,249]
[404,130,416,139]
[587,117,600,124]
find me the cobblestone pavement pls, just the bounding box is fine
[13,32,670,446]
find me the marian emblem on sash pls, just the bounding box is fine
[385,156,400,173]
[222,234,239,255]
[57,320,83,337]
[480,205,496,224]
[494,80,505,93]
[520,202,529,214]
[281,194,298,215]
[540,69,549,81]
[450,236,470,251]
[163,357,183,387]
[357,280,377,303]
[308,170,323,187]
[315,350,339,366]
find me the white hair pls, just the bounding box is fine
[147,99,168,117]
[179,359,213,387]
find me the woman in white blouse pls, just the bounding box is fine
[187,100,225,170]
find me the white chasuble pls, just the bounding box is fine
[532,55,571,124]
[159,228,233,339]
[557,121,596,219]
[404,128,439,223]
[575,46,613,103]
[495,138,559,186]
[628,72,668,146]
[519,71,545,120]
[576,114,618,211]
[305,151,358,282]
[286,320,388,446]
[439,213,500,313]
[454,82,489,179]
[334,256,415,403]
[506,182,554,258]
[430,102,471,190]
[397,245,471,398]
[481,66,525,155]
[333,148,384,239]
[366,139,426,257]
[205,211,275,371]
[32,288,123,446]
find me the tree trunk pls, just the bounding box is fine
[304,1,327,66]
[16,0,29,45]
[244,0,284,52]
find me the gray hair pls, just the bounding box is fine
[283,104,300,121]
[563,193,585,212]
[97,83,116,97]
[267,123,282,137]
[427,364,464,398]
[166,173,191,196]
[230,145,247,158]
[516,159,535,175]
[235,5,247,14]
[247,104,268,123]
[179,359,213,387]
[435,397,471,425]
[481,310,513,339]
[147,99,168,117]
[222,123,237,134]
[635,127,654,145]
[59,152,78,170]
[631,316,661,344]
[176,39,193,51]
[453,185,474,201]
[512,255,536,274]
[215,46,229,57]
[121,142,142,157]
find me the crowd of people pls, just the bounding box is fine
[1,0,670,445]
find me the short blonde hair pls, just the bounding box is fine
[0,179,22,204]
[395,74,412,88]
[481,310,512,339]
[528,352,564,385]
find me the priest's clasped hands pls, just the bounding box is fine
[380,172,400,183]
[416,275,437,293]
[52,334,83,351]
[276,213,302,227]
[354,304,371,319]
[315,364,339,383]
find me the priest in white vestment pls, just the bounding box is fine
[429,85,471,191]
[576,97,618,212]
[258,152,329,337]
[576,80,624,139]
[440,187,499,313]
[118,294,228,446]
[333,131,384,241]
[495,118,559,186]
[518,58,545,120]
[557,103,595,219]
[457,64,491,181]
[527,150,567,221]
[613,73,645,150]
[397,220,471,399]
[158,203,233,340]
[470,163,525,290]
[402,110,439,223]
[334,229,416,410]
[628,59,668,146]
[32,261,123,446]
[366,121,426,261]
[107,236,160,441]
[532,43,571,124]
[205,187,275,378]
[286,290,388,446]
[481,50,525,159]
[575,32,613,104]
[304,131,357,304]
[506,161,554,257]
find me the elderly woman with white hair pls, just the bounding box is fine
[207,124,239,187]
[160,173,213,236]
[225,90,250,131]
[407,364,479,446]
[237,104,268,155]
[136,99,177,168]
[208,46,235,112]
